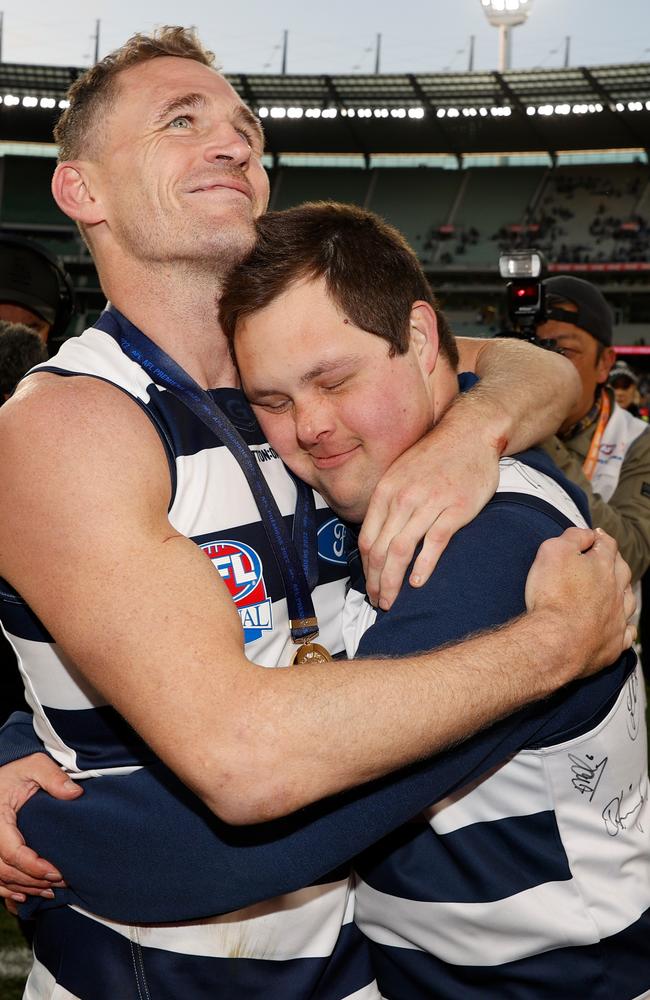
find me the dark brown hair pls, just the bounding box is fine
[54,26,217,162]
[220,201,458,368]
[0,322,48,400]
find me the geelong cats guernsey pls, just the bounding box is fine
[346,451,650,1000]
[0,313,378,1000]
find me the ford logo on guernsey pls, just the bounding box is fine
[200,539,273,643]
[317,518,349,565]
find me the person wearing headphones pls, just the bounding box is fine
[0,236,74,347]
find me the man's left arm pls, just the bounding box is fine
[544,430,650,583]
[361,337,580,607]
[354,496,632,798]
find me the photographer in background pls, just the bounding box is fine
[535,278,650,669]
[0,236,74,348]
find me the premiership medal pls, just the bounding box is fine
[291,616,332,664]
[292,641,333,664]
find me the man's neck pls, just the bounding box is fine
[100,257,238,390]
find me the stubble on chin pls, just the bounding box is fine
[116,205,258,284]
[205,215,257,277]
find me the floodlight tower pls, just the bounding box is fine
[480,0,534,71]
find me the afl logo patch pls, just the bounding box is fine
[317,518,348,565]
[200,539,273,643]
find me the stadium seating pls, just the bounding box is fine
[270,167,370,211]
[1,152,647,342]
[366,168,463,258]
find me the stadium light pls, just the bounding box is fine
[480,0,534,71]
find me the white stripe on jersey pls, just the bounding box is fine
[172,447,299,530]
[12,633,107,711]
[356,877,603,965]
[352,454,649,980]
[532,665,650,939]
[24,958,82,1000]
[71,880,357,961]
[425,751,551,833]
[496,456,588,526]
[346,988,387,1000]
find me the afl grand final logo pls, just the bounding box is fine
[200,539,272,643]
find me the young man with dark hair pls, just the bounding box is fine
[0,29,635,999]
[221,202,649,999]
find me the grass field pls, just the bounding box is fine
[0,907,31,999]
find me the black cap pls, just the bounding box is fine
[0,237,75,337]
[543,275,613,347]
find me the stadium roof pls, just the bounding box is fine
[0,60,648,159]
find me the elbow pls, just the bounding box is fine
[203,769,303,826]
[180,671,318,825]
[193,744,307,827]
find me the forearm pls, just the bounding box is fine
[9,637,575,925]
[16,612,608,925]
[456,337,580,454]
[207,607,581,824]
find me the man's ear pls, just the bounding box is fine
[596,345,617,385]
[51,162,105,226]
[409,301,439,374]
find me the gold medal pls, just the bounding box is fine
[292,642,333,664]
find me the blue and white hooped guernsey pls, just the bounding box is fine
[346,453,650,1000]
[0,319,379,1000]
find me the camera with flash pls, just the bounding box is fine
[498,250,557,350]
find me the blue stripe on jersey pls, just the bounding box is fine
[43,705,153,770]
[356,810,571,903]
[33,904,374,1000]
[0,580,54,643]
[490,490,579,530]
[366,904,650,1000]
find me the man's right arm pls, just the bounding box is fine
[0,523,635,920]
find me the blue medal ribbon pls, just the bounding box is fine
[96,306,321,645]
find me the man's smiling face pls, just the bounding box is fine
[235,276,437,523]
[86,56,270,268]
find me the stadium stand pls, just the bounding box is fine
[269,166,369,210]
[0,60,647,347]
[370,167,464,259]
[534,163,650,263]
[438,164,547,265]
